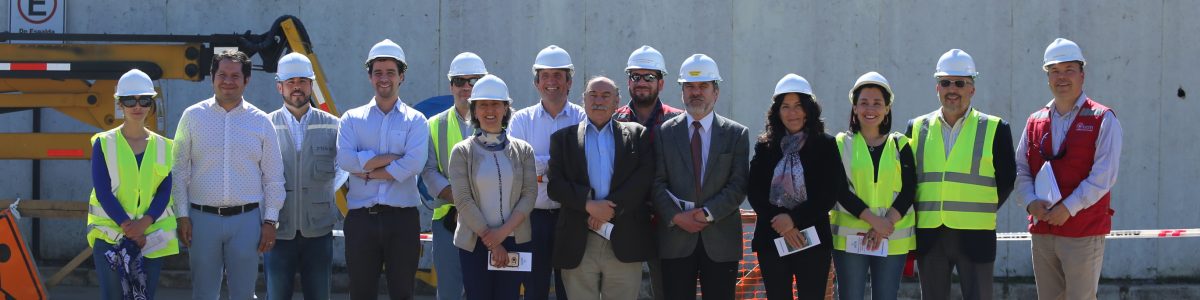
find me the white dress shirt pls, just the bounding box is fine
[1016,93,1123,215]
[336,98,429,209]
[172,97,286,221]
[508,101,586,209]
[284,108,313,151]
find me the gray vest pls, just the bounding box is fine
[270,108,340,239]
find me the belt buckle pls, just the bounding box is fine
[367,206,380,214]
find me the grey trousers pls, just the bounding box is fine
[561,233,643,300]
[917,229,994,300]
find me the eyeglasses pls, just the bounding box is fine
[628,73,659,83]
[118,96,154,108]
[1033,132,1066,161]
[938,79,972,88]
[451,77,481,87]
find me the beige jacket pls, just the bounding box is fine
[449,137,538,251]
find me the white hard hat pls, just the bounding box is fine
[678,54,722,83]
[467,74,512,102]
[276,52,315,81]
[626,45,667,74]
[365,39,407,68]
[934,49,978,77]
[532,45,573,72]
[448,52,488,80]
[849,71,894,104]
[1043,38,1086,71]
[772,73,813,98]
[115,69,157,98]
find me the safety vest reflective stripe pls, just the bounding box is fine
[914,201,997,213]
[87,127,179,258]
[911,110,1000,230]
[831,132,916,254]
[429,108,464,220]
[913,114,994,186]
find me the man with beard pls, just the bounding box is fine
[509,45,587,300]
[264,52,342,300]
[905,49,1016,300]
[336,39,429,300]
[611,45,681,300]
[652,54,749,300]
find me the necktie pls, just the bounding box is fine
[691,121,703,199]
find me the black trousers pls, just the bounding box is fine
[660,242,739,300]
[344,206,420,300]
[755,244,831,300]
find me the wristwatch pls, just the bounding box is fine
[263,219,278,228]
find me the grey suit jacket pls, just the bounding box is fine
[652,113,750,262]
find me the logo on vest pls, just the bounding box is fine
[1074,123,1095,132]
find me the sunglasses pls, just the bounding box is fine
[938,79,973,88]
[1033,132,1067,161]
[451,77,481,87]
[628,73,659,83]
[118,96,154,108]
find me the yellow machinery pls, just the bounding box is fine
[0,16,439,288]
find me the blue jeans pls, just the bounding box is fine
[188,207,262,300]
[265,233,333,300]
[432,218,464,300]
[833,250,907,300]
[460,237,530,300]
[92,240,165,300]
[524,209,567,300]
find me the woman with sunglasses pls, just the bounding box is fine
[448,75,538,300]
[747,74,848,299]
[830,72,917,300]
[87,69,179,300]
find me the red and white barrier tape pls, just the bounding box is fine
[331,229,1198,243]
[331,230,432,242]
[998,229,1200,241]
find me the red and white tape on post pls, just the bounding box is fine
[0,62,71,71]
[998,229,1200,241]
[331,230,433,242]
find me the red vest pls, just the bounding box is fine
[1025,98,1114,237]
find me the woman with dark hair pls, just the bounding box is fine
[747,73,848,298]
[448,74,538,300]
[831,72,918,300]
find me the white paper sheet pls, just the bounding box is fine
[845,235,889,257]
[774,226,821,256]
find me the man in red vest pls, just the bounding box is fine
[1017,38,1123,300]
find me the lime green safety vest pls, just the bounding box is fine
[428,108,467,220]
[832,132,916,255]
[909,109,1000,230]
[86,127,179,258]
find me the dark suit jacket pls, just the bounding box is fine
[548,121,657,269]
[651,113,750,262]
[746,132,849,252]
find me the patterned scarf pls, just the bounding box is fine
[104,238,148,300]
[769,132,808,209]
[474,128,510,152]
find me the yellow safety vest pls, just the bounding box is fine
[909,109,1000,230]
[428,108,466,220]
[832,132,916,255]
[86,127,179,258]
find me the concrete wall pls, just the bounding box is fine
[2,0,1196,279]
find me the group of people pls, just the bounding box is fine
[87,36,1120,300]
